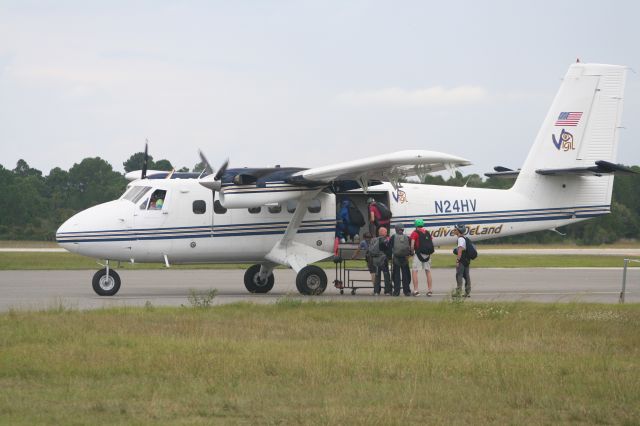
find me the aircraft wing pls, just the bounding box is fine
[290,150,471,184]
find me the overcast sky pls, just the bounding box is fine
[1,0,638,176]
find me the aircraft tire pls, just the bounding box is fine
[244,264,275,293]
[92,268,121,296]
[295,265,327,295]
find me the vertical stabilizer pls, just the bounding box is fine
[513,63,627,208]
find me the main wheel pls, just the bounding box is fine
[244,264,275,293]
[92,268,121,296]
[295,265,327,295]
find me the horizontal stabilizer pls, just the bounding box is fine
[494,166,514,172]
[484,170,520,179]
[535,161,638,176]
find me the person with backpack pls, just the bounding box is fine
[453,224,475,297]
[367,198,392,237]
[337,199,362,243]
[389,223,412,296]
[351,232,375,286]
[369,227,392,295]
[410,218,434,296]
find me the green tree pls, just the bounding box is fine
[123,152,153,173]
[13,159,43,178]
[68,158,127,210]
[153,159,174,171]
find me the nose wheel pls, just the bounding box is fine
[92,267,121,296]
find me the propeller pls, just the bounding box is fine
[141,140,149,179]
[197,149,229,192]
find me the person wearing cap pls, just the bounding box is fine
[367,197,391,237]
[389,223,412,296]
[371,227,392,295]
[453,224,471,297]
[410,218,434,296]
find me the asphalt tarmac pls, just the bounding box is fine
[1,267,638,311]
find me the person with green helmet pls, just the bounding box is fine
[409,218,435,296]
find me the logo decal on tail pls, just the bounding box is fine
[555,111,583,127]
[552,129,575,151]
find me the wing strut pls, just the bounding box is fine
[265,189,331,272]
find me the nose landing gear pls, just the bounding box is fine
[92,262,121,296]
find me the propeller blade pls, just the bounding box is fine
[198,150,214,176]
[141,140,149,179]
[214,158,229,181]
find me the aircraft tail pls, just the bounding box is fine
[512,63,627,210]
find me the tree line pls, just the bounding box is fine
[0,154,638,244]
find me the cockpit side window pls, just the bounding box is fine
[122,186,152,203]
[147,189,167,210]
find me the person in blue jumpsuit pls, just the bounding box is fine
[337,199,360,243]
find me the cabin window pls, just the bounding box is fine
[268,204,282,214]
[248,207,262,214]
[287,200,297,213]
[147,189,167,210]
[307,198,321,213]
[214,200,227,214]
[123,186,152,203]
[192,200,206,214]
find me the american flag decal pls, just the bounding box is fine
[555,111,583,126]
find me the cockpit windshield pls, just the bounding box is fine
[122,186,152,203]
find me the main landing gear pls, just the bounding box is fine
[243,264,328,295]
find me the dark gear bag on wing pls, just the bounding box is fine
[348,204,365,227]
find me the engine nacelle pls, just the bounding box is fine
[218,186,312,208]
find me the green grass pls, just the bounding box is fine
[0,252,638,270]
[0,302,638,424]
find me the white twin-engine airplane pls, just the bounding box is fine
[57,63,636,297]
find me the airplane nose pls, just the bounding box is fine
[56,200,135,255]
[56,212,81,253]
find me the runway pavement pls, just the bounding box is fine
[1,267,638,311]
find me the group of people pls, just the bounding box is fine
[349,199,474,297]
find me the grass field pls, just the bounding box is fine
[0,301,638,424]
[0,251,638,270]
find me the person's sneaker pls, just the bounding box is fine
[426,291,433,297]
[413,291,420,296]
[404,293,412,297]
[373,292,380,296]
[463,293,471,298]
[392,293,400,297]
